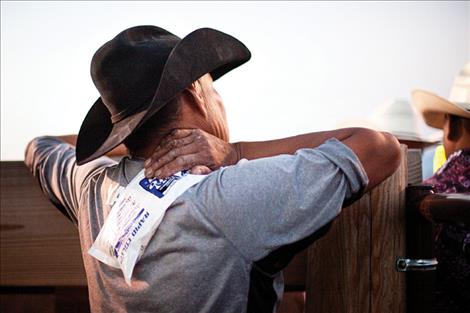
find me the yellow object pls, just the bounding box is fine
[433,145,447,173]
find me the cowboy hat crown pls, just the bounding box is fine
[91,26,180,124]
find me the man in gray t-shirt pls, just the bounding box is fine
[25,25,401,313]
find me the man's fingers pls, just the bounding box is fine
[154,141,199,169]
[152,154,201,178]
[147,134,197,167]
[143,128,222,178]
[190,165,212,175]
[145,144,201,177]
[159,129,194,147]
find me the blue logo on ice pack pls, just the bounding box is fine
[139,171,189,198]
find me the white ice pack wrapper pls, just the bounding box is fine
[88,169,206,285]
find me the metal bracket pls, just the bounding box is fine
[396,257,438,272]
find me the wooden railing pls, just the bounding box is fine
[1,145,413,312]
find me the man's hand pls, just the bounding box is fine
[144,129,240,178]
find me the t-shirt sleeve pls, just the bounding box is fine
[24,136,116,225]
[193,138,369,261]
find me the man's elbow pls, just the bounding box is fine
[371,131,401,185]
[24,137,41,172]
[380,131,401,175]
[355,129,402,191]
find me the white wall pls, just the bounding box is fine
[468,3,470,58]
[1,1,469,160]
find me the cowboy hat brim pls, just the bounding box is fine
[412,89,470,129]
[76,28,251,165]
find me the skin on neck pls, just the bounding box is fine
[133,74,229,159]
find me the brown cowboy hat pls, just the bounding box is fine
[76,25,251,165]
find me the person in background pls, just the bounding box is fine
[412,62,470,313]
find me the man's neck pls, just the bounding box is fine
[130,142,162,160]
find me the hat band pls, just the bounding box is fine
[109,95,155,124]
[110,103,144,124]
[111,107,135,123]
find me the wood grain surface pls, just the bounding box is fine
[306,194,371,313]
[305,145,408,313]
[406,149,422,185]
[0,162,87,286]
[370,145,407,313]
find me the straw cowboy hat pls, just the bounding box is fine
[412,62,470,129]
[76,25,251,165]
[338,98,440,143]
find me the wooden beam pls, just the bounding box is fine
[0,162,86,286]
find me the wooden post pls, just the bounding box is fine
[370,146,407,313]
[306,145,408,313]
[305,194,372,312]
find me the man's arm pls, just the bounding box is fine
[56,135,129,156]
[191,137,371,262]
[24,136,119,223]
[144,128,401,192]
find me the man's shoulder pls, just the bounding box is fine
[96,156,144,186]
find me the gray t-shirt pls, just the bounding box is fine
[25,137,368,313]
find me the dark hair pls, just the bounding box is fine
[448,114,470,140]
[123,96,182,155]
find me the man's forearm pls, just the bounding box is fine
[235,128,401,192]
[235,128,357,160]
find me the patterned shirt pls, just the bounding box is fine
[422,148,470,313]
[424,148,470,193]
